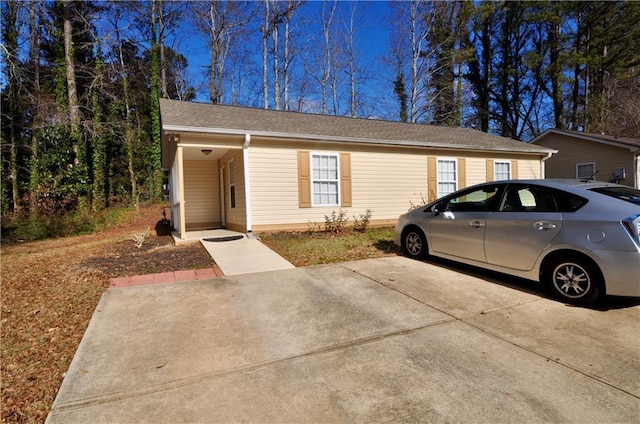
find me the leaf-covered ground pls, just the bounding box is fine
[1,205,213,423]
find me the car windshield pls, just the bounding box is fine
[589,186,640,205]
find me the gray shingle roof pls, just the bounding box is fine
[160,99,553,154]
[532,128,640,149]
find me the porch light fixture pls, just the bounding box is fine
[201,149,212,156]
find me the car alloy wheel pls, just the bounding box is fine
[548,258,601,305]
[403,228,427,259]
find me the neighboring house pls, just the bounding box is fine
[160,99,555,238]
[532,129,640,188]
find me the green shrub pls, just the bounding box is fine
[324,209,349,233]
[352,208,373,232]
[1,206,130,243]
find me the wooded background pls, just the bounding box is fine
[2,0,639,219]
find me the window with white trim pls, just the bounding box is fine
[228,159,236,209]
[312,153,339,206]
[437,158,457,197]
[576,162,595,180]
[494,161,511,181]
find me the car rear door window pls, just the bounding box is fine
[499,185,586,213]
[589,187,640,205]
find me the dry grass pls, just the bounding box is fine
[258,227,401,267]
[1,204,210,423]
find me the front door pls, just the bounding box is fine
[219,165,226,227]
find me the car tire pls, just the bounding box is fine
[402,227,428,259]
[545,257,603,305]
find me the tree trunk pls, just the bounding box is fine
[63,0,80,164]
[263,0,270,109]
[149,0,163,200]
[272,16,280,110]
[28,0,42,205]
[114,14,137,203]
[157,0,168,98]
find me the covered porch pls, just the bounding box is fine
[163,131,253,240]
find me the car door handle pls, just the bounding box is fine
[534,221,556,230]
[470,220,485,228]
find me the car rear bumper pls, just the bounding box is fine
[596,250,640,297]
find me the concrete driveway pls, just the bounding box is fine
[47,256,640,423]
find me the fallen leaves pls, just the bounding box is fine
[1,204,213,423]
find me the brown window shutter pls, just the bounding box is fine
[297,151,311,208]
[458,158,466,189]
[486,159,494,181]
[340,152,352,207]
[427,156,437,202]
[512,160,518,179]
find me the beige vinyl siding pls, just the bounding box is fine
[483,156,541,181]
[249,142,428,229]
[183,160,220,227]
[465,157,490,186]
[536,134,635,183]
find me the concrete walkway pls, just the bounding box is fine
[47,256,640,423]
[199,233,295,276]
[109,230,290,288]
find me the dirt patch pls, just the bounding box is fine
[81,235,214,278]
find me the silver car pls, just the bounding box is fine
[394,179,640,305]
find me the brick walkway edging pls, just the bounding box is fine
[109,266,224,288]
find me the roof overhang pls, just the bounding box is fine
[532,128,640,152]
[163,124,555,156]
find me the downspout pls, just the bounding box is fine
[243,134,253,237]
[540,151,554,179]
[633,149,639,189]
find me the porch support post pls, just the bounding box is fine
[243,134,252,234]
[177,144,186,239]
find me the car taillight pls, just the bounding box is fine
[622,214,640,248]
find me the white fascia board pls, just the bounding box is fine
[163,124,555,155]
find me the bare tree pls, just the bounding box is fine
[282,1,305,110]
[303,0,337,114]
[262,0,270,108]
[193,1,252,104]
[388,1,430,123]
[110,6,137,201]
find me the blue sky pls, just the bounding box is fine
[173,1,396,117]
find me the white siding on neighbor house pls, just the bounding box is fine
[183,160,220,226]
[248,142,429,229]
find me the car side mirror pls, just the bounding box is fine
[432,203,442,216]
